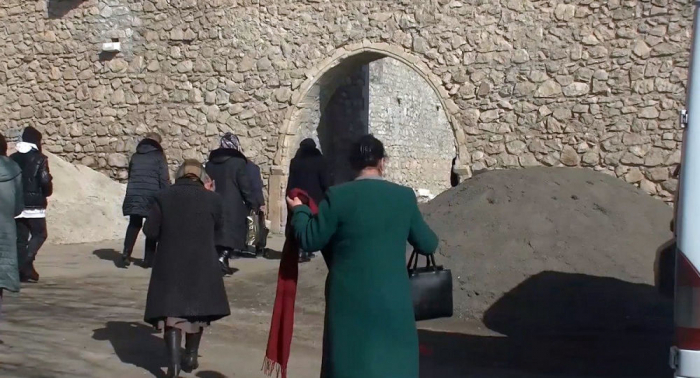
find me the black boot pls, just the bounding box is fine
[164,327,182,378]
[218,250,234,276]
[120,251,131,267]
[181,330,203,373]
[299,251,311,263]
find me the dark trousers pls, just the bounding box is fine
[123,215,157,262]
[16,218,48,272]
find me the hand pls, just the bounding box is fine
[204,180,215,192]
[259,205,266,213]
[286,196,303,209]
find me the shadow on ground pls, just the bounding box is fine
[197,371,229,378]
[419,271,673,378]
[93,249,149,269]
[262,248,283,260]
[92,321,166,378]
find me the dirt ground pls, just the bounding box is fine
[0,235,673,378]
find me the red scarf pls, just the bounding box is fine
[264,189,318,378]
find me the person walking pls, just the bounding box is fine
[286,134,439,378]
[0,133,23,311]
[12,126,52,283]
[205,133,257,274]
[143,160,230,378]
[121,132,169,268]
[286,138,329,261]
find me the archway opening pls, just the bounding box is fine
[271,50,458,231]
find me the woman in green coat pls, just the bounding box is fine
[0,133,24,306]
[287,135,439,378]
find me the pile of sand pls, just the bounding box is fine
[46,153,127,244]
[420,167,673,333]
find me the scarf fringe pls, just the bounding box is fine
[262,356,283,378]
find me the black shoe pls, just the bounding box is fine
[299,252,311,263]
[218,251,234,276]
[164,327,182,378]
[181,330,202,373]
[21,265,39,283]
[121,253,131,267]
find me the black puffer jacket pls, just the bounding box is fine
[11,149,53,210]
[122,139,170,217]
[205,148,257,250]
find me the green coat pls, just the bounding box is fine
[0,156,23,293]
[292,178,438,378]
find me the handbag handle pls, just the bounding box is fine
[407,250,438,271]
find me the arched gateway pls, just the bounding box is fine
[267,43,468,232]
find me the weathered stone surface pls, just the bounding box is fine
[560,146,580,167]
[554,4,576,21]
[582,150,600,167]
[0,0,685,212]
[535,80,562,98]
[563,83,590,97]
[625,168,644,183]
[107,153,128,168]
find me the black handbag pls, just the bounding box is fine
[408,251,453,321]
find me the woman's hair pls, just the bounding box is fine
[176,159,205,182]
[145,132,162,144]
[0,133,7,156]
[349,134,386,171]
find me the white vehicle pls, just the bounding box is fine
[671,2,700,377]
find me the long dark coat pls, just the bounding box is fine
[286,146,329,205]
[205,148,257,250]
[143,178,230,325]
[122,139,170,217]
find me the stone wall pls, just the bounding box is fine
[0,0,691,229]
[369,57,456,196]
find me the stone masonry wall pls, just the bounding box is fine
[369,57,456,196]
[0,0,691,210]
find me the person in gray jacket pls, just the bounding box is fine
[0,133,24,310]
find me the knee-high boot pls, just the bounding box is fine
[164,327,182,378]
[181,330,203,373]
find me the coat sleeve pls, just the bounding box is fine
[212,194,225,248]
[143,200,163,241]
[407,192,439,255]
[158,155,170,189]
[291,192,339,252]
[14,174,24,217]
[319,158,330,194]
[39,156,53,197]
[237,163,257,209]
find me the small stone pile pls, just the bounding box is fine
[420,167,673,333]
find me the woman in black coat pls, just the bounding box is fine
[205,133,258,273]
[286,138,329,205]
[121,133,170,267]
[286,138,329,261]
[143,160,230,378]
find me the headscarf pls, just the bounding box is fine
[220,132,241,151]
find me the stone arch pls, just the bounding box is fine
[268,42,467,232]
